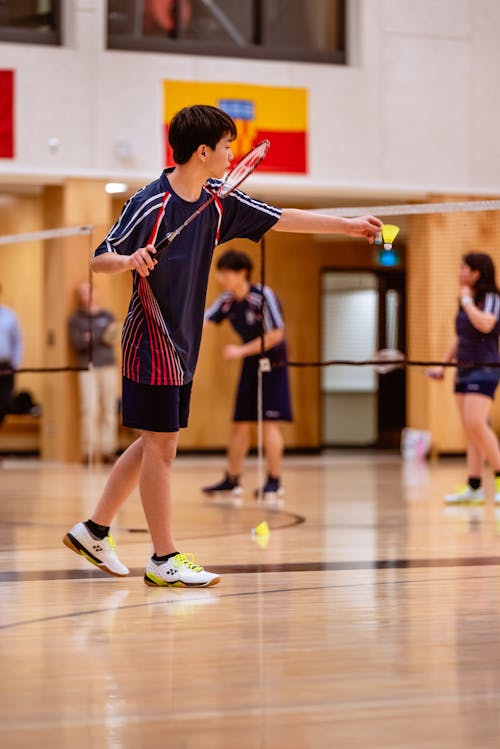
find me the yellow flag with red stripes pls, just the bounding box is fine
[163,80,308,173]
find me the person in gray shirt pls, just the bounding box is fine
[68,282,119,463]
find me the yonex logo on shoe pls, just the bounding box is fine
[93,544,103,552]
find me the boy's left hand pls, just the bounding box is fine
[347,216,383,243]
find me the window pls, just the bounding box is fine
[0,0,61,44]
[107,0,346,64]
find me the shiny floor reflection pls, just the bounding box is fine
[1,453,500,748]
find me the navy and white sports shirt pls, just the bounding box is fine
[94,169,281,385]
[456,292,500,367]
[205,283,288,365]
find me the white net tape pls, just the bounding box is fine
[317,200,500,218]
[0,225,93,246]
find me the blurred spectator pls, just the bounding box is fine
[0,283,22,427]
[68,282,119,464]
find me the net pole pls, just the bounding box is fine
[87,235,95,469]
[257,364,264,501]
[257,235,267,502]
[86,364,96,468]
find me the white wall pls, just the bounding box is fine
[0,0,499,198]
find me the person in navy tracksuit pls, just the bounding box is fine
[203,249,291,506]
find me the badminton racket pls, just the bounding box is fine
[155,139,270,256]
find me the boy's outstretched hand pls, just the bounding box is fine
[346,216,383,243]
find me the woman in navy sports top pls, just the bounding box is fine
[428,253,500,504]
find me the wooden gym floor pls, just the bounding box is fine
[1,452,500,748]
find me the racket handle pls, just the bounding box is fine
[155,231,176,256]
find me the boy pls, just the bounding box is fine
[63,104,382,587]
[203,249,290,507]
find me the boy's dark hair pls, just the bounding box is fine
[168,105,237,165]
[463,252,500,301]
[216,249,253,280]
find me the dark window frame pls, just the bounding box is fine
[0,0,62,46]
[107,0,346,66]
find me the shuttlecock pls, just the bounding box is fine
[251,521,270,548]
[252,520,270,537]
[381,224,400,249]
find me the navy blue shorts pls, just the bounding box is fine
[233,358,292,422]
[122,377,193,432]
[454,368,500,399]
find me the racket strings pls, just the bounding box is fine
[217,140,270,197]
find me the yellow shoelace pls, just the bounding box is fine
[107,534,117,550]
[173,553,203,572]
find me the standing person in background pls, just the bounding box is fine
[427,253,500,504]
[0,283,22,427]
[68,281,119,464]
[203,249,291,508]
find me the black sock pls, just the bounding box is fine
[468,477,481,491]
[495,471,500,478]
[227,473,240,484]
[152,551,179,562]
[85,518,110,539]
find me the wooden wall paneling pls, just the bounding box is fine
[41,181,113,461]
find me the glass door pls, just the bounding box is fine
[321,270,406,447]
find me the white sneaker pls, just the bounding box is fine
[443,486,484,504]
[63,522,129,577]
[495,493,500,504]
[257,489,285,511]
[144,553,221,587]
[202,475,243,508]
[205,490,243,509]
[254,481,285,511]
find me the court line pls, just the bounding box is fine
[1,571,499,632]
[0,510,306,554]
[2,554,500,584]
[0,509,305,537]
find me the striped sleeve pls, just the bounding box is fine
[93,188,166,258]
[217,187,281,245]
[261,286,284,332]
[484,293,500,319]
[205,293,232,324]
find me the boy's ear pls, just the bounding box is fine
[197,144,208,160]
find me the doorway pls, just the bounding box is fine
[321,269,406,447]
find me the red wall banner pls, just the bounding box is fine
[0,70,14,159]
